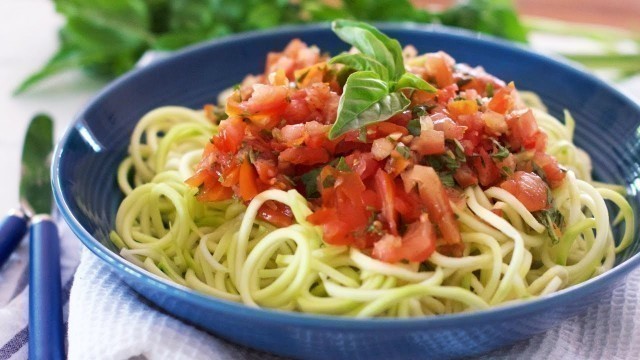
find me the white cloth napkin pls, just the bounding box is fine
[68,250,640,360]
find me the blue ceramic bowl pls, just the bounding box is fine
[53,24,640,359]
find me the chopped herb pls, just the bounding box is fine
[439,172,456,187]
[412,105,435,117]
[396,144,411,159]
[296,69,310,84]
[501,166,514,176]
[486,83,494,97]
[532,162,548,183]
[534,207,564,245]
[490,139,510,160]
[336,157,352,172]
[407,118,421,136]
[300,167,322,198]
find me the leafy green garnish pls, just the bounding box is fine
[396,144,411,159]
[328,20,436,139]
[335,157,352,172]
[490,139,510,160]
[300,167,322,198]
[534,207,564,245]
[407,119,421,136]
[17,0,639,94]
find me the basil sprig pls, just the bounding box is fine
[328,20,436,139]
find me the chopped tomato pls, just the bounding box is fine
[432,114,466,140]
[374,169,397,234]
[258,201,293,227]
[488,82,515,114]
[279,147,330,165]
[372,214,436,263]
[472,148,502,187]
[213,117,246,153]
[533,152,566,188]
[453,163,478,188]
[447,99,478,118]
[405,166,462,246]
[345,152,380,180]
[410,130,445,155]
[424,52,455,88]
[500,171,549,212]
[238,159,259,201]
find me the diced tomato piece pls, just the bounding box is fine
[424,52,455,88]
[238,159,259,201]
[500,171,549,212]
[453,163,478,188]
[374,169,397,234]
[447,99,478,118]
[279,147,329,165]
[507,109,541,150]
[394,181,422,223]
[345,152,380,181]
[187,169,233,202]
[488,82,515,114]
[257,201,293,227]
[533,152,566,188]
[213,117,246,153]
[405,166,461,246]
[254,159,278,184]
[307,208,353,245]
[472,148,502,187]
[279,123,307,146]
[372,214,436,263]
[482,111,508,135]
[431,114,466,140]
[410,130,445,155]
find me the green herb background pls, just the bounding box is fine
[14,0,640,94]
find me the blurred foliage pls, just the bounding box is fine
[14,0,639,94]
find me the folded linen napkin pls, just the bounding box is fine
[67,249,640,360]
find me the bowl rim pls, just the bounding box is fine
[52,22,640,329]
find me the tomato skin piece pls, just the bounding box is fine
[410,130,445,155]
[472,148,502,187]
[238,159,259,201]
[307,208,353,245]
[374,169,397,235]
[405,165,462,246]
[453,163,478,188]
[488,82,515,114]
[447,99,478,118]
[500,171,549,212]
[213,117,246,153]
[372,214,436,263]
[345,152,380,181]
[186,169,234,202]
[257,202,293,227]
[279,146,330,165]
[532,152,566,188]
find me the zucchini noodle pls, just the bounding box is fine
[110,104,635,317]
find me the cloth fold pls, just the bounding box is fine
[66,248,640,360]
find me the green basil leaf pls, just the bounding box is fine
[394,72,436,92]
[329,71,410,139]
[14,47,105,94]
[329,53,389,81]
[331,20,404,80]
[56,0,152,42]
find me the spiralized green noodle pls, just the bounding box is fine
[110,104,635,317]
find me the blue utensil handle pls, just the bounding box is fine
[29,215,64,360]
[0,209,28,268]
